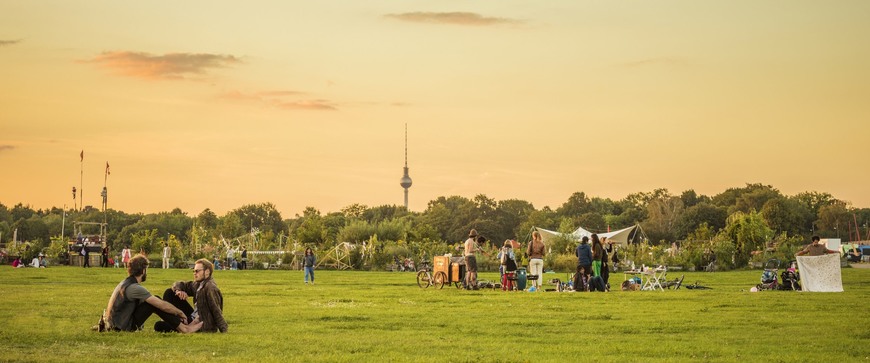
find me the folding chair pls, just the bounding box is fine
[642,266,666,291]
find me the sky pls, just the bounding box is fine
[2,1,869,219]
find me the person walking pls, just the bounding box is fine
[303,248,316,284]
[527,231,546,290]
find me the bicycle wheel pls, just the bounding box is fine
[433,272,447,289]
[416,271,431,288]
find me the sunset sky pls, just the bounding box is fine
[2,1,869,218]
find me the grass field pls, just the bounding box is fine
[1,265,868,362]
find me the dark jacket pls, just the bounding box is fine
[172,277,228,333]
[575,243,592,266]
[304,254,316,267]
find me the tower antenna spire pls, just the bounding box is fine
[399,123,413,210]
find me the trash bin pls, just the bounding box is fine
[516,268,528,290]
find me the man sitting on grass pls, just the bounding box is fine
[155,258,228,333]
[103,254,201,333]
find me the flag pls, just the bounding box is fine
[80,150,84,161]
[106,162,110,175]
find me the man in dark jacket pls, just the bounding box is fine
[574,236,592,291]
[158,258,228,333]
[104,254,200,333]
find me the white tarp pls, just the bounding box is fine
[796,254,843,292]
[535,224,642,245]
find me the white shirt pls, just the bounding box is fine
[163,246,171,258]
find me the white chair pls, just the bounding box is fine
[642,266,666,291]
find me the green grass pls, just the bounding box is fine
[1,266,868,362]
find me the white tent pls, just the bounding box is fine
[534,224,646,245]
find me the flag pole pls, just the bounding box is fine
[103,162,109,225]
[80,150,84,211]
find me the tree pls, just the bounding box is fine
[196,209,219,230]
[816,202,850,238]
[340,203,368,220]
[761,197,811,237]
[674,202,728,240]
[494,199,536,241]
[229,203,285,235]
[557,192,591,217]
[722,210,773,267]
[293,207,327,245]
[643,194,684,244]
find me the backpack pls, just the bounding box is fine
[500,249,517,271]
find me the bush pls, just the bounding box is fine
[550,254,576,273]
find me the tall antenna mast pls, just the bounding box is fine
[399,123,413,210]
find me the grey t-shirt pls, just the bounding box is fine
[106,279,152,331]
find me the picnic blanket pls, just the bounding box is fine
[796,254,843,292]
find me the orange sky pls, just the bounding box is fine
[2,1,869,218]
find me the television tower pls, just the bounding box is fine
[399,123,413,210]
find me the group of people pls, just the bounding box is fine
[462,229,556,291]
[11,253,47,268]
[464,229,618,293]
[98,245,322,333]
[101,254,228,333]
[572,234,616,292]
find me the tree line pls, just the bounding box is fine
[2,183,867,270]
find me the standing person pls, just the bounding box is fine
[574,236,592,291]
[121,246,132,269]
[101,245,110,268]
[796,236,838,256]
[527,230,546,290]
[303,248,316,284]
[82,245,90,268]
[464,229,483,290]
[601,237,612,291]
[497,240,518,291]
[103,254,201,333]
[162,243,171,269]
[226,247,235,270]
[157,259,228,333]
[240,245,248,270]
[591,234,604,277]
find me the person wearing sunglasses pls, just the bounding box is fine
[156,258,228,333]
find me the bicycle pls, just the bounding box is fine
[416,260,447,289]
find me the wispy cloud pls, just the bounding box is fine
[0,145,16,153]
[86,51,241,80]
[273,100,337,111]
[620,57,688,68]
[384,12,522,26]
[220,90,338,111]
[0,39,22,47]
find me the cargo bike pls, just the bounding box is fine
[416,256,467,289]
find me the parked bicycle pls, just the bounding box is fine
[416,259,447,289]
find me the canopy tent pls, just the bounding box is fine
[534,224,646,245]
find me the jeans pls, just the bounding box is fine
[152,289,195,332]
[529,258,544,288]
[304,266,315,283]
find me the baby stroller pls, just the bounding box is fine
[779,260,801,291]
[756,259,780,291]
